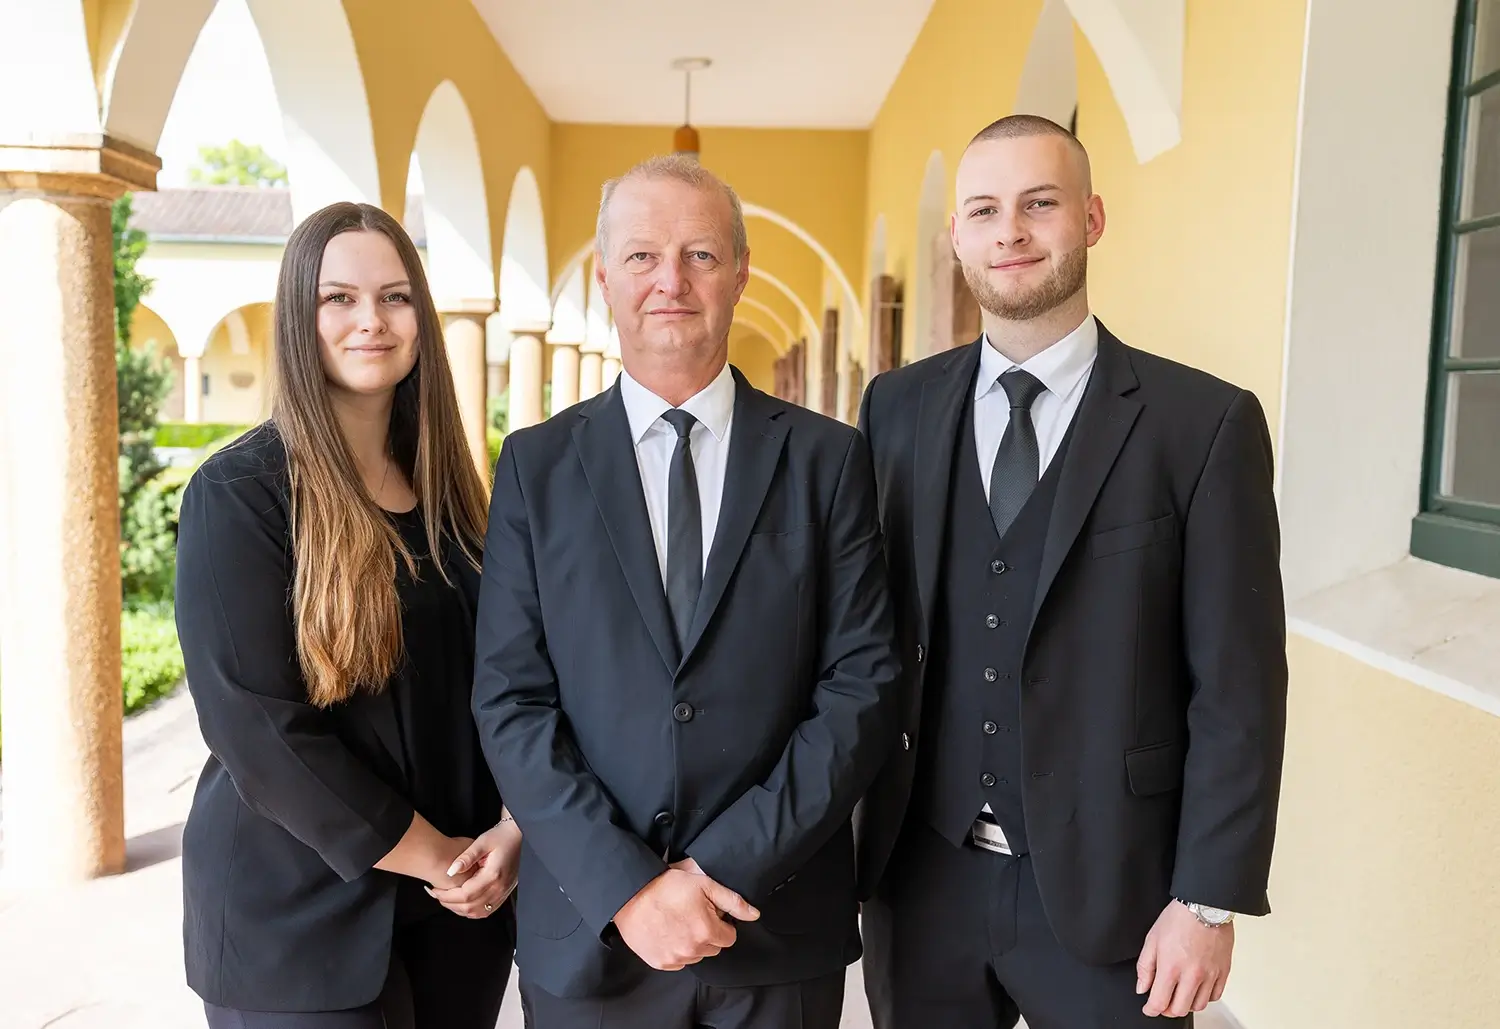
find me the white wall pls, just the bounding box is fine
[1276,0,1461,601]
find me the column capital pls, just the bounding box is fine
[0,134,161,199]
[437,297,499,318]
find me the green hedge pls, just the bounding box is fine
[121,602,184,714]
[155,421,248,449]
[487,428,504,475]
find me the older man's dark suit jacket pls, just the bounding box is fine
[472,368,900,1000]
[854,323,1288,972]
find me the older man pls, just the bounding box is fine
[472,155,900,1029]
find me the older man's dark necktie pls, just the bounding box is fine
[661,409,702,650]
[988,368,1047,538]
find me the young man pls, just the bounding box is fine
[856,115,1288,1028]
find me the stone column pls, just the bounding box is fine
[487,362,509,401]
[183,353,203,423]
[601,355,622,386]
[508,329,547,431]
[0,135,160,885]
[579,350,604,401]
[440,302,494,482]
[550,341,582,412]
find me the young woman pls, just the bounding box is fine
[175,202,517,1029]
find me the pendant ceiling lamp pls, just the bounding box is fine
[671,57,711,161]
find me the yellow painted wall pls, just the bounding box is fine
[83,0,134,97]
[201,303,273,425]
[346,0,551,292]
[547,123,867,300]
[728,327,778,394]
[863,0,1042,356]
[863,0,1303,418]
[742,221,825,341]
[1075,4,1305,413]
[1229,635,1500,1026]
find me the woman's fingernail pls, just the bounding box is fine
[446,860,463,877]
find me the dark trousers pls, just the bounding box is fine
[204,907,515,1029]
[861,821,1191,1029]
[519,967,845,1029]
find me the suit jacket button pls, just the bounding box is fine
[654,811,674,828]
[673,702,694,723]
[981,773,996,788]
[991,559,1008,575]
[984,667,999,682]
[916,644,925,663]
[983,721,998,735]
[901,732,911,751]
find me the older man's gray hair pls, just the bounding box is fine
[595,155,749,267]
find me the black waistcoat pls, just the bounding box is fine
[913,387,1074,855]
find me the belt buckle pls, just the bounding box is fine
[970,819,1013,856]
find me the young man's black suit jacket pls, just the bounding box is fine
[854,323,1288,972]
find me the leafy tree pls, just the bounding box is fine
[112,194,176,601]
[187,140,289,188]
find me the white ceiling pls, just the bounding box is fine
[468,0,937,129]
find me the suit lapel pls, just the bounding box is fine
[1030,324,1142,627]
[913,342,983,635]
[680,371,788,667]
[572,385,682,672]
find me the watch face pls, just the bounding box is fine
[1198,905,1231,924]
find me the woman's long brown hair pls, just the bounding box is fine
[271,202,489,708]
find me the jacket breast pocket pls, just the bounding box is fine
[746,524,813,573]
[1090,514,1176,559]
[1124,740,1186,797]
[748,523,812,547]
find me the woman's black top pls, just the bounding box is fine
[175,423,505,1012]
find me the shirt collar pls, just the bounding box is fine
[618,360,736,445]
[976,313,1099,404]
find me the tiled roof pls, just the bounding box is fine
[128,187,426,245]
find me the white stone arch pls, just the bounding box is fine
[199,302,276,424]
[1015,0,1079,127]
[748,268,818,351]
[868,214,889,284]
[912,151,951,363]
[499,167,551,333]
[0,1,102,140]
[584,255,611,354]
[412,81,495,308]
[737,297,797,353]
[139,267,277,364]
[1061,0,1184,163]
[733,315,788,356]
[548,261,587,344]
[131,302,187,420]
[739,203,863,336]
[103,0,381,219]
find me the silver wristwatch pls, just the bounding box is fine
[1179,900,1235,927]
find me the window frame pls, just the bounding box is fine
[1412,0,1500,579]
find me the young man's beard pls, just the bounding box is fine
[963,243,1088,321]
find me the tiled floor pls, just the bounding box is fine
[0,689,1237,1029]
